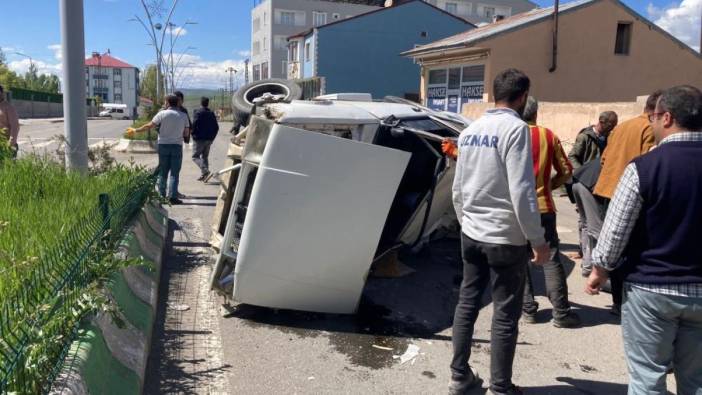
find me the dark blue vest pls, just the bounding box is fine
[623,140,702,284]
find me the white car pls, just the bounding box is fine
[211,94,470,314]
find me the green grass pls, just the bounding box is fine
[0,155,149,290]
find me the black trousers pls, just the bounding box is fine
[522,213,571,319]
[451,233,528,393]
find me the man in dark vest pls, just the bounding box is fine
[586,85,702,395]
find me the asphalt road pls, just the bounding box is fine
[105,123,677,395]
[16,118,131,155]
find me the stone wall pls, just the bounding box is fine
[462,96,648,148]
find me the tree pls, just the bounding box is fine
[0,65,21,90]
[140,65,165,104]
[0,47,6,67]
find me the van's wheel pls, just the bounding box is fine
[231,79,302,129]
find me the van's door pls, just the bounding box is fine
[228,124,410,314]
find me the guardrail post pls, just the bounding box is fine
[99,193,110,244]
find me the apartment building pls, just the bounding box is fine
[251,0,382,80]
[85,52,139,118]
[422,0,537,24]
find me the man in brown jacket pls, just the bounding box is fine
[0,84,20,157]
[593,92,661,199]
[591,89,662,314]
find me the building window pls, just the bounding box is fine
[428,69,447,85]
[114,79,121,88]
[253,17,261,32]
[281,11,295,26]
[253,64,261,81]
[261,62,269,79]
[448,68,461,89]
[113,68,121,76]
[305,42,311,61]
[263,37,268,51]
[615,22,632,55]
[313,11,327,27]
[445,2,458,14]
[483,6,496,18]
[93,74,108,80]
[263,12,267,25]
[114,94,122,103]
[253,41,261,55]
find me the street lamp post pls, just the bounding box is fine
[59,0,89,173]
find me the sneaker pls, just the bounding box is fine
[197,171,211,181]
[169,198,184,205]
[448,368,482,395]
[553,311,582,328]
[203,171,216,183]
[522,312,536,324]
[581,269,592,278]
[490,385,523,395]
[176,192,186,199]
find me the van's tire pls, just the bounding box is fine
[231,79,302,128]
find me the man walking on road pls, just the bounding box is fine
[447,69,549,395]
[568,111,618,169]
[0,84,20,158]
[592,90,661,314]
[520,97,581,328]
[133,94,189,204]
[191,97,219,181]
[586,85,702,395]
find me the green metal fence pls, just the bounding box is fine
[0,170,157,394]
[8,88,63,104]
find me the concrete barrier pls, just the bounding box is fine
[50,202,168,395]
[114,139,157,153]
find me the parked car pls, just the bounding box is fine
[211,80,470,314]
[98,103,130,120]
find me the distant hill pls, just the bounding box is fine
[178,89,231,113]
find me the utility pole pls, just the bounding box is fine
[60,0,89,173]
[226,67,237,96]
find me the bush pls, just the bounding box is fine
[123,128,158,141]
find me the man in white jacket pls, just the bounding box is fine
[447,69,549,395]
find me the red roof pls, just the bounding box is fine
[85,53,135,68]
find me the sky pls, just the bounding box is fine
[0,0,700,90]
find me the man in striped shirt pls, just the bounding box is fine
[521,97,581,328]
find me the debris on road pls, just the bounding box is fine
[394,344,420,364]
[167,303,191,311]
[372,344,394,351]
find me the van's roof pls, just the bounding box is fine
[102,103,128,108]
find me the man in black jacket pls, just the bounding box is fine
[191,97,219,181]
[568,111,618,169]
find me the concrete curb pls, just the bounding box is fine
[114,138,157,153]
[51,202,168,395]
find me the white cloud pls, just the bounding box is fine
[166,26,188,37]
[48,44,62,61]
[648,0,701,52]
[237,50,251,57]
[166,53,247,89]
[8,58,62,77]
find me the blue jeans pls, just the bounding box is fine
[157,144,183,199]
[622,284,702,395]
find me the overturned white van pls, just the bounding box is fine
[210,91,468,314]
